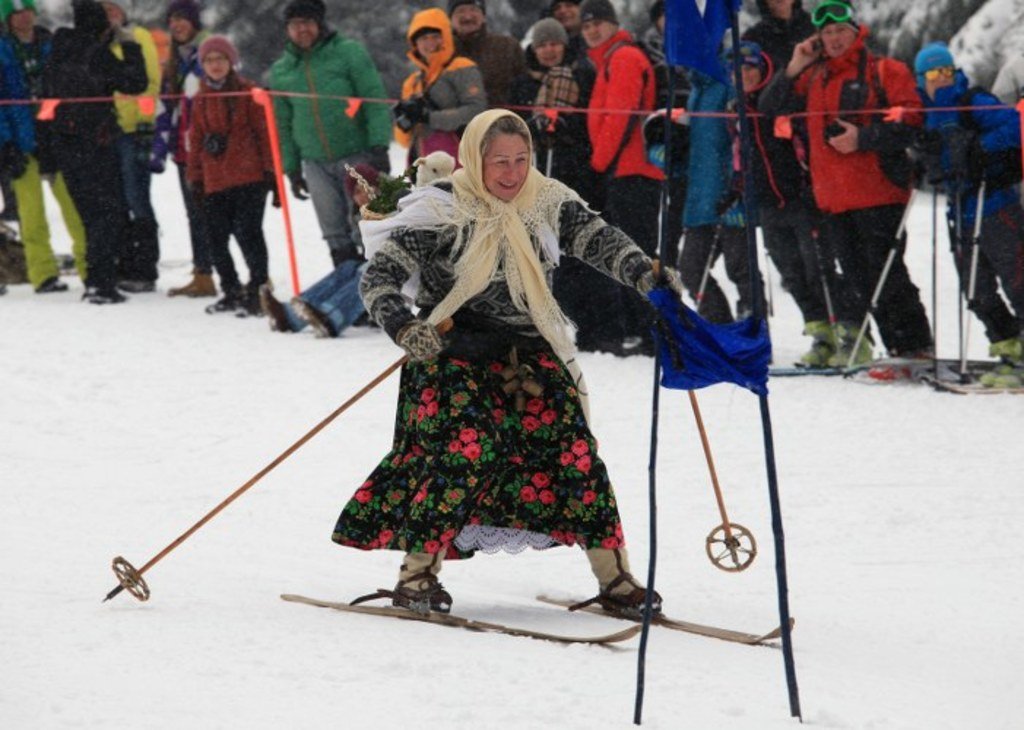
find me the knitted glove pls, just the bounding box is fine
[636,260,684,298]
[395,319,444,361]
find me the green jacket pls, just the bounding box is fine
[269,32,391,173]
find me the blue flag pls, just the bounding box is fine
[664,0,741,84]
[649,288,771,396]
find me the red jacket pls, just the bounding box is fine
[187,75,274,195]
[792,26,922,214]
[586,30,664,181]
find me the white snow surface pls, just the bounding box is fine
[2,168,1023,729]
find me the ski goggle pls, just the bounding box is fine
[811,0,855,28]
[923,66,955,81]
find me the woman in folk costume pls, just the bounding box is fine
[332,109,683,617]
[392,7,486,165]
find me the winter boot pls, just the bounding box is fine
[82,286,127,305]
[259,284,292,332]
[827,322,874,369]
[391,550,452,614]
[989,336,1024,365]
[292,297,336,337]
[204,289,244,314]
[35,276,69,294]
[798,320,836,368]
[571,547,662,619]
[168,270,216,298]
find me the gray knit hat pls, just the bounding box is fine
[531,17,568,47]
[579,0,617,24]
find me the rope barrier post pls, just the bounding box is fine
[252,87,302,296]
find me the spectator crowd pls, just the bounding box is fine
[1,0,1022,386]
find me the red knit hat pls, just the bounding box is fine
[198,35,239,67]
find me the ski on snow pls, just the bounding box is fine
[280,594,642,645]
[536,595,792,646]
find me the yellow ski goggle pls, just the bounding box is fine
[923,66,955,81]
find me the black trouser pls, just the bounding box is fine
[677,224,764,324]
[823,204,933,355]
[760,203,857,325]
[61,146,129,294]
[203,182,269,293]
[951,203,1024,343]
[178,163,212,275]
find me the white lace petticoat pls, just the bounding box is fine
[453,525,557,554]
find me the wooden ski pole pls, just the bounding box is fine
[104,321,452,603]
[687,390,756,572]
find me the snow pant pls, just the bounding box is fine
[822,204,933,356]
[302,153,369,266]
[11,155,87,288]
[950,203,1024,343]
[678,224,764,324]
[60,146,130,294]
[760,203,857,325]
[115,133,159,283]
[285,259,368,335]
[177,163,212,275]
[202,182,269,294]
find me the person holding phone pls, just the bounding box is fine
[759,0,933,374]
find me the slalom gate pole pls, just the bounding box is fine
[729,12,802,720]
[633,63,676,727]
[844,190,917,371]
[103,320,453,603]
[931,188,939,380]
[252,88,302,296]
[961,180,987,380]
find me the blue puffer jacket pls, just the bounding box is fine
[683,70,742,228]
[919,71,1021,226]
[0,35,43,153]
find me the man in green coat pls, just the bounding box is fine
[269,0,391,266]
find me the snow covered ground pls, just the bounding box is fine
[2,168,1022,730]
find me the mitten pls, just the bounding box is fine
[395,319,444,361]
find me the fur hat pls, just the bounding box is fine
[73,0,110,37]
[284,0,325,24]
[447,0,485,15]
[531,18,568,47]
[166,0,201,29]
[579,0,617,25]
[198,35,239,67]
[0,0,36,21]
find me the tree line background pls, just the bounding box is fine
[37,0,1024,93]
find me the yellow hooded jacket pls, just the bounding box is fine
[396,7,486,150]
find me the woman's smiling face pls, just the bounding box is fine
[481,133,530,202]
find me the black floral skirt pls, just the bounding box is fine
[332,348,628,559]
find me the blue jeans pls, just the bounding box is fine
[287,259,367,335]
[115,133,156,221]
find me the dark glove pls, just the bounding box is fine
[0,142,28,180]
[715,189,741,217]
[133,123,156,167]
[366,145,391,175]
[265,172,281,208]
[393,96,429,133]
[287,170,309,201]
[395,319,445,361]
[945,127,983,184]
[528,113,556,137]
[910,128,945,185]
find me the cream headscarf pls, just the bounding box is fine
[423,109,579,360]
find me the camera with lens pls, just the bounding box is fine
[203,132,228,157]
[393,97,428,133]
